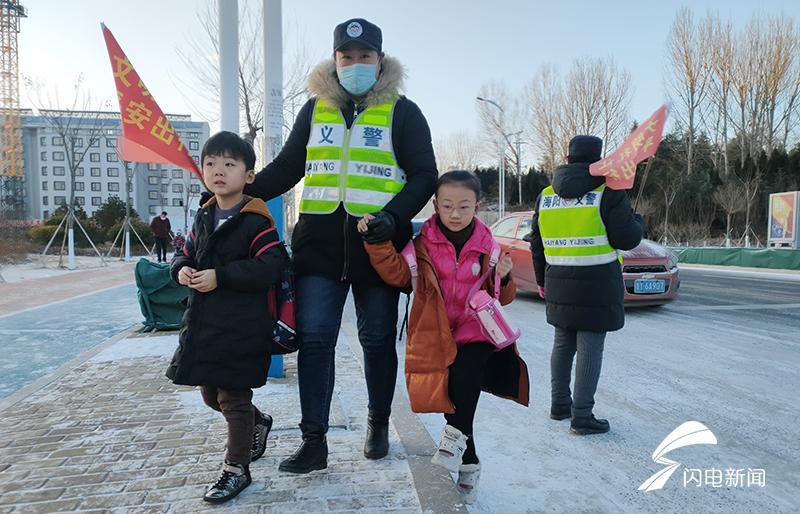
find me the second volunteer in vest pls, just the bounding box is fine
[244,18,437,473]
[529,135,643,436]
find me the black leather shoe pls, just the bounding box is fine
[550,404,572,421]
[278,422,328,474]
[251,413,273,462]
[570,414,610,435]
[364,411,389,459]
[203,461,251,503]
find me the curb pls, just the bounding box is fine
[0,323,141,413]
[341,321,468,513]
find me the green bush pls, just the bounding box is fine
[28,219,107,248]
[29,225,59,246]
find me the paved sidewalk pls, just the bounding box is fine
[0,323,466,513]
[0,261,137,317]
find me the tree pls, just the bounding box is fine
[528,58,631,174]
[712,179,747,246]
[433,131,482,172]
[175,0,311,151]
[93,196,139,235]
[666,7,711,175]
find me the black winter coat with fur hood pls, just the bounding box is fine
[244,56,438,285]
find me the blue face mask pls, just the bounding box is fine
[336,63,378,97]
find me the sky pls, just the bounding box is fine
[17,0,800,164]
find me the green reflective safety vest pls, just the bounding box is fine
[538,184,619,266]
[300,97,406,216]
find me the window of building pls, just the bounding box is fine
[106,138,116,148]
[189,132,199,138]
[40,151,47,161]
[108,183,120,192]
[74,137,83,147]
[161,184,168,193]
[190,184,201,194]
[172,169,183,179]
[89,139,99,148]
[91,182,101,192]
[193,155,199,165]
[91,197,102,206]
[40,136,46,146]
[172,183,183,193]
[148,163,158,171]
[171,198,182,207]
[107,167,119,177]
[107,153,118,162]
[75,167,84,177]
[189,141,199,151]
[41,166,47,176]
[53,166,65,176]
[53,151,65,161]
[75,197,85,206]
[149,206,158,215]
[54,181,66,191]
[74,182,85,191]
[42,210,50,218]
[147,176,158,185]
[148,190,159,200]
[126,182,133,193]
[41,182,48,191]
[54,196,66,206]
[90,153,100,162]
[42,196,49,206]
[90,167,101,177]
[160,170,169,179]
[52,136,63,145]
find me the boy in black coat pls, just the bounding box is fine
[168,132,289,503]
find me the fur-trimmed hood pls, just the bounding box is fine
[307,56,406,109]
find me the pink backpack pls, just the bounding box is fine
[400,242,521,350]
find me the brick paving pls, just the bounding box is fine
[0,327,462,513]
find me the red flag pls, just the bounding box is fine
[589,105,668,190]
[101,23,201,178]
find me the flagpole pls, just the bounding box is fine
[634,157,655,213]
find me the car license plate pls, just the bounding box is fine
[634,279,666,294]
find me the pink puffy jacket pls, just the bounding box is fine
[420,215,506,345]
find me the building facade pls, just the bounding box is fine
[20,109,209,232]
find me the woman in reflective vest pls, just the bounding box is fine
[244,18,437,473]
[530,135,643,436]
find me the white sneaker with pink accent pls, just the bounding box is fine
[457,463,481,504]
[430,424,467,472]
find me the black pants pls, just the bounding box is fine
[444,342,495,465]
[154,237,170,262]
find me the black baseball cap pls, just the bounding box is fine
[333,18,382,53]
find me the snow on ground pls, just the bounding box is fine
[409,286,798,513]
[89,333,178,362]
[0,254,146,283]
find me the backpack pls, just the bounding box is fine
[256,235,300,355]
[267,269,300,354]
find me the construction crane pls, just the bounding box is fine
[0,0,26,220]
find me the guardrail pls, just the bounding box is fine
[670,247,800,270]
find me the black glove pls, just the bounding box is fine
[363,211,396,244]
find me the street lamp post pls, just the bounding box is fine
[476,96,507,218]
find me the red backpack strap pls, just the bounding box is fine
[400,241,418,291]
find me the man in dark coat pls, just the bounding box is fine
[243,18,437,473]
[530,135,643,435]
[150,211,172,262]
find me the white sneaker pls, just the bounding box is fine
[457,463,481,504]
[431,424,467,472]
